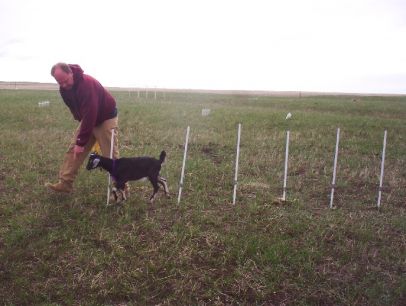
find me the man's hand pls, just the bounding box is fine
[73,145,84,159]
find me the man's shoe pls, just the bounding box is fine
[45,181,73,193]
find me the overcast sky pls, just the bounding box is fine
[1,0,406,94]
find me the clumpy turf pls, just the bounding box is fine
[0,89,405,304]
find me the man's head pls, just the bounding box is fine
[51,62,74,90]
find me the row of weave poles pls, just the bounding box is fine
[177,125,388,208]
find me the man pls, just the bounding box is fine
[46,63,120,193]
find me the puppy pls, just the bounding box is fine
[86,151,169,204]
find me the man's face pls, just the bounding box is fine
[53,68,74,90]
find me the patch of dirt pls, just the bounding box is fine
[201,142,230,165]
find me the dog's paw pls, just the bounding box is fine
[110,187,118,202]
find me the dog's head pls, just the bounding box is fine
[86,153,101,170]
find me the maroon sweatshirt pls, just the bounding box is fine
[59,64,117,147]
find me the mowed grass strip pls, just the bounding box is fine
[0,89,405,305]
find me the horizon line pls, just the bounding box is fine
[0,81,405,97]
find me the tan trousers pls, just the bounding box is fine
[59,117,119,185]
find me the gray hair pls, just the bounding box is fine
[51,62,72,76]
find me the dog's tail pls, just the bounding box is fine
[159,150,166,164]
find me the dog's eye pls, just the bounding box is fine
[92,158,100,168]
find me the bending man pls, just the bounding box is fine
[46,62,120,193]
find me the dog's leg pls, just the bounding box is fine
[148,177,160,204]
[115,182,127,203]
[120,189,127,201]
[116,189,124,204]
[158,176,170,197]
[111,187,119,203]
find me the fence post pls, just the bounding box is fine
[232,123,242,205]
[377,130,387,208]
[330,128,340,208]
[106,128,115,206]
[178,126,190,204]
[282,130,290,201]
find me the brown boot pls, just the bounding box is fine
[45,181,73,193]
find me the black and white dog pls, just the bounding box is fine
[86,151,169,204]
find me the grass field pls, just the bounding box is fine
[0,89,405,305]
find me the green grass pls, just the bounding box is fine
[0,89,405,305]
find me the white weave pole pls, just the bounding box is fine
[282,130,290,201]
[177,126,190,204]
[106,128,115,206]
[330,128,340,209]
[377,130,387,208]
[232,123,242,205]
